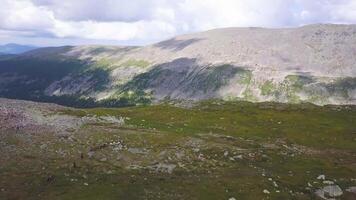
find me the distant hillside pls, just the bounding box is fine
[0,53,16,60]
[0,43,38,54]
[0,24,355,106]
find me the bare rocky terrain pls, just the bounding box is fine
[0,24,355,106]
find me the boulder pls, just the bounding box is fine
[315,185,343,199]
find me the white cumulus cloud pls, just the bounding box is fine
[0,0,355,46]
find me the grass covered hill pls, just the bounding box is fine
[0,98,355,199]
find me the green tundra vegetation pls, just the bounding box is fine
[120,59,150,68]
[1,100,355,200]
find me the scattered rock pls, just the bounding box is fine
[323,180,334,185]
[158,150,167,157]
[127,165,145,170]
[198,153,205,161]
[175,151,185,159]
[233,155,243,160]
[273,181,278,188]
[128,147,148,155]
[228,197,236,200]
[317,175,326,180]
[99,115,125,126]
[148,163,176,174]
[112,145,124,152]
[87,151,95,158]
[263,189,270,194]
[116,155,123,160]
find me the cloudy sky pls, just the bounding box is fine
[1,0,356,46]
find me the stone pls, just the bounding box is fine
[233,155,243,160]
[315,185,343,199]
[323,180,334,185]
[324,185,343,197]
[128,147,148,154]
[87,151,95,158]
[40,144,47,150]
[346,186,356,194]
[148,163,176,174]
[273,181,278,188]
[263,189,270,194]
[317,175,326,180]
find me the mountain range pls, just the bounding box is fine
[0,43,38,54]
[0,24,355,106]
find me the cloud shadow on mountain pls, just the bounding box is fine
[122,57,248,100]
[154,38,203,51]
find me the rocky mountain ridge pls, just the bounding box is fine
[0,24,355,106]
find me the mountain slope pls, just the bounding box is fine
[0,24,355,106]
[1,98,356,199]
